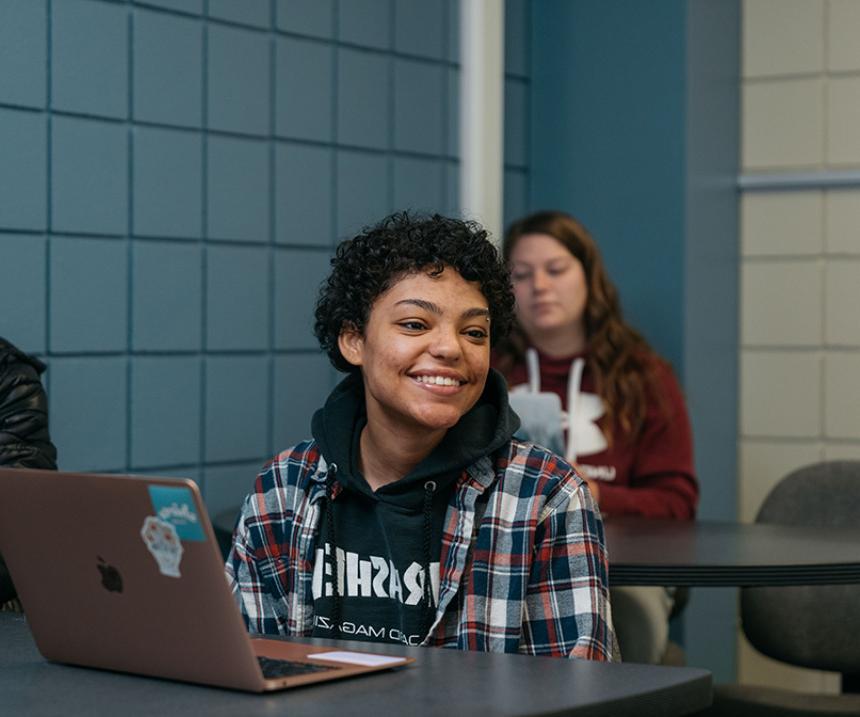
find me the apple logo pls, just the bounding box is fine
[97,556,123,593]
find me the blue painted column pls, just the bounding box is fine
[530,0,740,681]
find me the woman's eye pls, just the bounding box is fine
[511,272,531,282]
[547,265,568,276]
[465,328,489,340]
[400,321,426,331]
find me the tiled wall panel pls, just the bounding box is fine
[51,0,128,119]
[827,0,860,72]
[0,0,488,519]
[335,149,390,236]
[204,355,269,464]
[742,79,823,170]
[0,235,46,352]
[206,135,270,242]
[274,143,333,245]
[206,244,270,351]
[740,260,822,346]
[273,248,332,350]
[0,0,46,108]
[393,156,445,214]
[741,192,822,256]
[742,0,823,78]
[740,0,858,694]
[133,126,203,238]
[337,48,390,150]
[395,0,445,60]
[276,0,334,38]
[394,59,445,154]
[0,109,47,231]
[338,0,390,50]
[207,23,270,135]
[132,241,202,351]
[48,357,128,472]
[130,356,201,468]
[825,190,860,253]
[273,353,334,447]
[275,36,334,142]
[51,115,128,234]
[133,8,203,127]
[49,237,128,353]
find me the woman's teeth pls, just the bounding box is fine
[415,375,460,386]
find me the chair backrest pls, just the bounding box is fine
[740,461,860,674]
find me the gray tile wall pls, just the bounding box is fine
[504,0,530,228]
[0,0,529,516]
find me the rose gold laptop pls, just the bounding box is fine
[0,468,414,692]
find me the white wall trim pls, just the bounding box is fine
[739,170,860,191]
[459,0,505,244]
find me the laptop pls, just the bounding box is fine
[0,468,414,692]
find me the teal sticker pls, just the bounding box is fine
[147,485,206,542]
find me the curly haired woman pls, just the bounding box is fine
[227,212,615,660]
[493,210,698,664]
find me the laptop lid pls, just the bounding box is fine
[0,468,412,692]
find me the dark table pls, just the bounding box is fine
[1,612,711,717]
[218,510,860,588]
[605,517,860,587]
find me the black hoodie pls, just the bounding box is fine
[309,369,519,646]
[0,337,57,604]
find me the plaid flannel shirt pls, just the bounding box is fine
[226,438,615,660]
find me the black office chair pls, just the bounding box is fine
[214,506,242,560]
[701,460,860,715]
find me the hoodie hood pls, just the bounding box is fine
[311,368,519,508]
[0,337,46,374]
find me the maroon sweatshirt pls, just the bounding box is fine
[495,349,698,520]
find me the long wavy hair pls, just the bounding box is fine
[495,210,660,441]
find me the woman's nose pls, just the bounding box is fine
[429,328,461,359]
[532,270,550,292]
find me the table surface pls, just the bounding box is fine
[605,517,860,587]
[1,613,711,717]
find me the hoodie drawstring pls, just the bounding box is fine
[323,465,437,641]
[325,463,340,635]
[421,480,436,639]
[524,347,585,463]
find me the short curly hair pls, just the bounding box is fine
[314,212,515,373]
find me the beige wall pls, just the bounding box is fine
[739,0,860,693]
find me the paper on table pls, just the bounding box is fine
[306,651,408,667]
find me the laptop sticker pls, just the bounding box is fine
[147,485,206,541]
[141,516,185,578]
[306,651,408,667]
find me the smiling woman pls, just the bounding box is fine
[338,270,492,485]
[226,212,616,661]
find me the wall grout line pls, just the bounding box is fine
[126,1,135,473]
[267,0,277,456]
[45,0,53,372]
[330,0,339,244]
[199,0,209,488]
[387,0,396,213]
[440,0,450,213]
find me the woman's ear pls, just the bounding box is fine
[338,328,364,367]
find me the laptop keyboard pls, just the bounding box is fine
[257,656,339,679]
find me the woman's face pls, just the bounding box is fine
[508,232,588,339]
[338,267,491,440]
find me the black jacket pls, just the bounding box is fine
[0,337,57,603]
